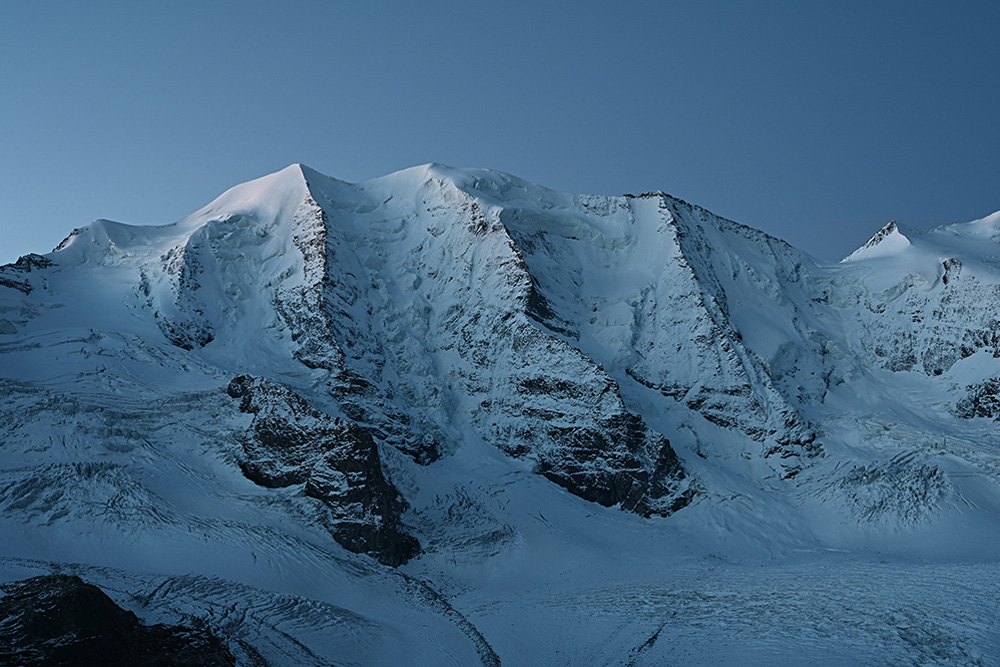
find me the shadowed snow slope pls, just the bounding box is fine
[1,164,999,666]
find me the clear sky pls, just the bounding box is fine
[2,1,998,265]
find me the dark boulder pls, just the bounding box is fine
[0,574,235,667]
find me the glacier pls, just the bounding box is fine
[1,163,999,665]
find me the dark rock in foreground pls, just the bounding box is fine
[0,574,235,667]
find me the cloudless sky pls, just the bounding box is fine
[2,1,998,265]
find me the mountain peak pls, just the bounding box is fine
[176,163,312,227]
[5,162,1000,664]
[842,219,912,262]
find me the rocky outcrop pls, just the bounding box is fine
[955,377,1000,420]
[413,182,694,515]
[0,574,235,667]
[227,374,419,566]
[836,260,1000,378]
[273,188,442,464]
[151,239,214,350]
[499,190,821,477]
[0,254,53,294]
[859,220,901,252]
[280,171,693,514]
[536,412,693,516]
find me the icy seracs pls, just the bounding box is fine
[2,164,1000,666]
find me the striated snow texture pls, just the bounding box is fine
[1,163,1000,665]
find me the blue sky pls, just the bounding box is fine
[2,1,998,265]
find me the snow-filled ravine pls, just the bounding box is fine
[1,163,999,666]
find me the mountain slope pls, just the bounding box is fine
[2,164,1000,665]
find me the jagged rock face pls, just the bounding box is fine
[284,170,694,514]
[0,574,235,667]
[956,377,1000,420]
[150,243,214,350]
[651,196,820,454]
[272,189,442,464]
[396,180,692,513]
[5,163,999,527]
[819,253,1000,379]
[5,164,1000,665]
[536,412,692,516]
[227,374,420,566]
[854,220,903,254]
[497,190,821,476]
[0,254,53,294]
[825,222,1000,384]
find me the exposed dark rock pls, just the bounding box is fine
[0,254,54,294]
[274,194,441,464]
[154,313,214,351]
[626,367,820,475]
[0,275,31,294]
[536,413,692,517]
[862,266,1000,378]
[857,220,900,252]
[0,574,235,667]
[525,276,579,339]
[465,199,493,236]
[955,377,1000,420]
[227,374,420,566]
[4,253,54,272]
[152,244,214,350]
[941,258,962,285]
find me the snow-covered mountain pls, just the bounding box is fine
[2,164,999,665]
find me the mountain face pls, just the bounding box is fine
[2,164,1000,665]
[226,373,419,566]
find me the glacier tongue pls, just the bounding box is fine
[2,163,1000,665]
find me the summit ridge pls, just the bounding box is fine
[2,164,1000,665]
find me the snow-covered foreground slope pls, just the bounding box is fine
[1,164,999,665]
